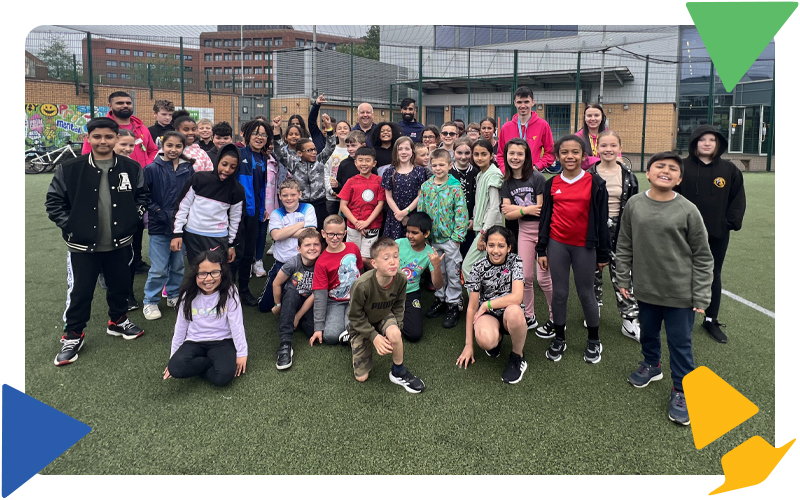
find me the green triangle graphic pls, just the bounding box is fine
[687,2,796,91]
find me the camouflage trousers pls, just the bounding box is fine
[594,218,638,320]
[349,315,398,378]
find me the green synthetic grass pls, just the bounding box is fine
[25,172,775,475]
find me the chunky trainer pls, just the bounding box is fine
[628,361,663,388]
[107,317,144,340]
[501,351,527,384]
[668,388,690,426]
[442,304,459,329]
[485,335,503,357]
[338,330,351,344]
[702,318,728,344]
[143,304,162,321]
[583,340,603,364]
[525,315,539,330]
[425,298,446,318]
[276,343,293,370]
[166,297,179,308]
[54,333,85,366]
[389,367,426,394]
[535,320,562,339]
[545,338,567,362]
[621,318,641,342]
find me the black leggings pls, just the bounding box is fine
[168,339,237,387]
[547,239,599,332]
[402,290,423,342]
[706,232,730,319]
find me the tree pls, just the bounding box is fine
[38,34,82,81]
[130,55,182,90]
[336,25,380,61]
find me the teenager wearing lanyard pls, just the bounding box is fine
[496,86,555,174]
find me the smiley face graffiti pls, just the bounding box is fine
[40,104,58,117]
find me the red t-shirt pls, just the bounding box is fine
[550,171,592,247]
[338,173,386,229]
[311,242,363,301]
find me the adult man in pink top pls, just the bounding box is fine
[82,91,158,168]
[496,86,555,173]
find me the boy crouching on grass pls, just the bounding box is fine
[615,152,713,426]
[348,237,426,393]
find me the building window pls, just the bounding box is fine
[244,81,252,88]
[234,81,241,89]
[254,39,262,46]
[184,55,192,61]
[274,38,282,46]
[234,53,241,61]
[120,73,130,79]
[133,62,144,69]
[254,67,262,74]
[296,39,305,47]
[328,43,336,51]
[244,39,252,47]
[224,53,231,61]
[147,51,156,58]
[214,54,222,61]
[204,54,212,61]
[105,48,116,54]
[265,53,273,61]
[244,67,252,74]
[214,81,222,89]
[254,81,263,88]
[160,53,168,58]
[224,67,232,75]
[224,40,232,47]
[174,54,180,60]
[134,74,144,81]
[159,64,168,70]
[120,49,130,56]
[234,67,241,75]
[214,68,222,75]
[184,66,192,72]
[317,42,325,49]
[224,81,232,88]
[244,53,252,60]
[133,50,143,57]
[204,40,212,47]
[254,53,263,60]
[234,39,241,47]
[187,78,193,83]
[214,40,222,47]
[106,60,117,66]
[106,72,117,78]
[119,61,131,68]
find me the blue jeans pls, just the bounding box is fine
[143,234,185,304]
[638,301,696,392]
[257,260,284,312]
[255,218,270,262]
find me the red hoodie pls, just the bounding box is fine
[496,113,554,173]
[82,111,158,168]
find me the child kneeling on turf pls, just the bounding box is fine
[457,226,528,384]
[348,237,426,393]
[164,251,248,387]
[270,228,323,370]
[615,152,713,426]
[311,215,363,345]
[397,212,443,342]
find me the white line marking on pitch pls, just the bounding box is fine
[722,289,775,319]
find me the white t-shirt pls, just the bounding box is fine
[268,203,317,263]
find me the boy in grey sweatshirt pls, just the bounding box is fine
[614,152,713,427]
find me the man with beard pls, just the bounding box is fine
[397,98,425,143]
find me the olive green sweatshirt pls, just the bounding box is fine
[348,270,406,342]
[614,192,713,310]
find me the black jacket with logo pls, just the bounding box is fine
[587,160,639,249]
[45,153,149,253]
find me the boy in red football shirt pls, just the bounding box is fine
[339,147,385,270]
[310,215,363,346]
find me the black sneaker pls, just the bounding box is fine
[583,339,603,364]
[127,294,139,311]
[54,332,85,366]
[535,320,564,339]
[545,338,567,362]
[389,367,426,394]
[134,260,150,275]
[425,298,446,318]
[338,330,351,344]
[442,304,459,329]
[485,335,503,357]
[240,289,259,307]
[526,315,539,330]
[702,318,728,343]
[501,351,527,384]
[276,343,293,370]
[107,317,144,340]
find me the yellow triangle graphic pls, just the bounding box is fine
[683,366,759,449]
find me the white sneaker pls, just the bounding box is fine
[266,246,274,256]
[339,330,351,344]
[166,297,178,308]
[621,318,641,342]
[143,304,161,320]
[253,260,267,277]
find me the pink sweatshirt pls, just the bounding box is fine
[170,288,248,358]
[496,113,554,173]
[82,112,157,168]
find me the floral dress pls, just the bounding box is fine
[381,165,429,239]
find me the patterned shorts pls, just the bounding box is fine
[349,315,398,378]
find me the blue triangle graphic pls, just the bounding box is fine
[2,385,91,497]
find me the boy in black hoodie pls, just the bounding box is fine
[171,143,245,265]
[46,117,149,366]
[676,125,746,343]
[148,99,175,148]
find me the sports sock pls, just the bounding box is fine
[392,362,405,375]
[65,331,82,340]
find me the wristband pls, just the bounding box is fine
[520,208,525,216]
[274,303,281,307]
[487,299,493,311]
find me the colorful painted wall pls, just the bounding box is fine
[25,104,109,149]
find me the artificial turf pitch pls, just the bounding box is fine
[24,172,774,475]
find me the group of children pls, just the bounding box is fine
[44,88,746,424]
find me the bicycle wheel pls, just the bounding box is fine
[25,156,48,174]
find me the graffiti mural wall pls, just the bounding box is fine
[25,104,109,149]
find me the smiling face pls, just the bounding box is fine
[297,235,322,262]
[358,104,374,129]
[396,140,413,165]
[379,125,393,145]
[322,222,347,250]
[514,95,534,120]
[114,135,135,157]
[430,157,451,182]
[213,134,232,149]
[248,125,268,151]
[299,142,317,163]
[441,126,458,147]
[405,225,429,249]
[177,121,197,146]
[196,260,222,295]
[88,127,118,159]
[279,187,301,211]
[371,245,400,278]
[467,128,480,142]
[646,159,682,191]
[422,131,438,151]
[557,140,586,175]
[486,233,510,265]
[454,144,472,169]
[505,143,526,174]
[217,154,238,181]
[162,136,185,162]
[598,134,621,163]
[198,123,212,140]
[285,127,302,148]
[335,122,350,141]
[355,154,376,176]
[584,107,603,132]
[414,147,429,166]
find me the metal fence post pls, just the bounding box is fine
[418,46,423,114]
[389,84,394,121]
[350,42,354,123]
[640,55,650,172]
[707,61,715,125]
[467,48,471,122]
[767,62,775,172]
[87,32,94,118]
[574,51,581,132]
[148,63,153,99]
[206,69,212,103]
[73,54,79,96]
[180,37,185,109]
[512,50,518,105]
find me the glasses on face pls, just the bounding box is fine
[325,232,345,239]
[441,131,457,137]
[422,135,436,141]
[302,147,317,153]
[253,133,269,139]
[197,270,222,279]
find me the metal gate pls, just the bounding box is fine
[546,104,572,142]
[239,96,270,134]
